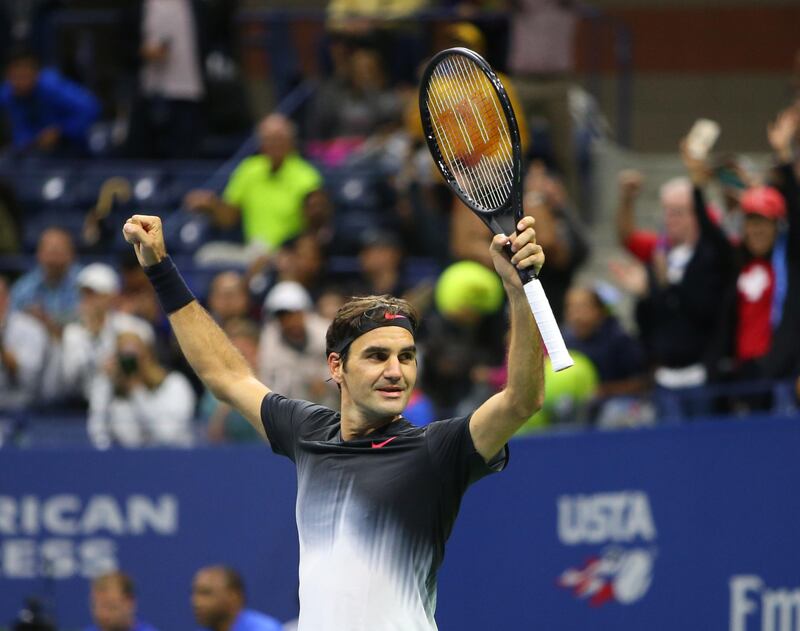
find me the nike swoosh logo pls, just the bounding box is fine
[371,436,398,449]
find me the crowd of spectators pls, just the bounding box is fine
[9,567,285,631]
[0,3,799,449]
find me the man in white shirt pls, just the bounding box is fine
[87,329,196,449]
[257,281,336,408]
[61,263,155,401]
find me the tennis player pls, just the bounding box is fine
[123,214,545,630]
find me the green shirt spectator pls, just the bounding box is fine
[222,152,322,249]
[184,114,328,251]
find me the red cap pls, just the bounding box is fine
[741,186,786,220]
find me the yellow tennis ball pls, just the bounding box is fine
[435,261,505,318]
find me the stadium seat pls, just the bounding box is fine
[11,167,77,211]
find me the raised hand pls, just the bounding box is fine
[767,106,799,163]
[122,215,167,267]
[489,215,545,290]
[609,258,649,298]
[618,169,644,200]
[680,138,711,187]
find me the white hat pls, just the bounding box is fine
[77,263,120,295]
[264,281,312,314]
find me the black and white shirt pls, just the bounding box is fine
[261,393,507,631]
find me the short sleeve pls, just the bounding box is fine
[426,415,508,489]
[260,393,336,462]
[301,163,323,196]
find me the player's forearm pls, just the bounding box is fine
[168,302,253,400]
[501,289,544,419]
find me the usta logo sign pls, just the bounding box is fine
[556,491,656,606]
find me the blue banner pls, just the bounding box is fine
[2,415,799,631]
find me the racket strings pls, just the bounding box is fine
[425,55,514,211]
[428,66,507,209]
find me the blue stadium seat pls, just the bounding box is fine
[11,167,77,211]
[72,162,172,211]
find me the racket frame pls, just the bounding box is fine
[419,47,574,371]
[418,47,531,281]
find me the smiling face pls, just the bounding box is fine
[332,327,417,427]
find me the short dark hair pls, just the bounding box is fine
[92,571,135,598]
[325,295,419,363]
[220,566,246,598]
[5,44,39,68]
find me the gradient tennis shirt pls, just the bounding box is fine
[261,392,508,631]
[222,153,321,249]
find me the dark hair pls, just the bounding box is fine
[325,295,419,363]
[92,571,136,598]
[5,44,39,68]
[220,566,246,598]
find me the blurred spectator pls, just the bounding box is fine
[419,261,507,417]
[508,0,579,203]
[257,281,336,407]
[325,0,428,86]
[563,284,647,399]
[451,160,587,321]
[117,251,162,333]
[10,227,80,329]
[87,329,195,449]
[0,1,62,60]
[184,114,326,252]
[124,0,207,158]
[198,318,262,444]
[248,232,329,305]
[523,161,589,322]
[192,565,282,631]
[0,274,49,411]
[61,263,155,401]
[0,45,99,156]
[516,350,600,433]
[207,270,252,326]
[713,107,800,385]
[351,228,407,297]
[11,598,56,631]
[612,142,734,418]
[0,176,21,253]
[616,170,697,266]
[86,571,159,631]
[316,285,348,320]
[305,44,404,164]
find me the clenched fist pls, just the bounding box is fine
[123,215,167,268]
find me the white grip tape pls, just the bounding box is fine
[523,278,574,372]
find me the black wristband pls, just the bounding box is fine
[144,256,195,314]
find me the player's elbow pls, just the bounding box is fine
[504,388,543,421]
[205,368,251,404]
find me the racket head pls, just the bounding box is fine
[419,47,524,222]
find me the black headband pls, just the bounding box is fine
[330,311,415,355]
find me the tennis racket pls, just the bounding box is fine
[419,47,573,371]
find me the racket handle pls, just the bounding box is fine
[523,278,574,372]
